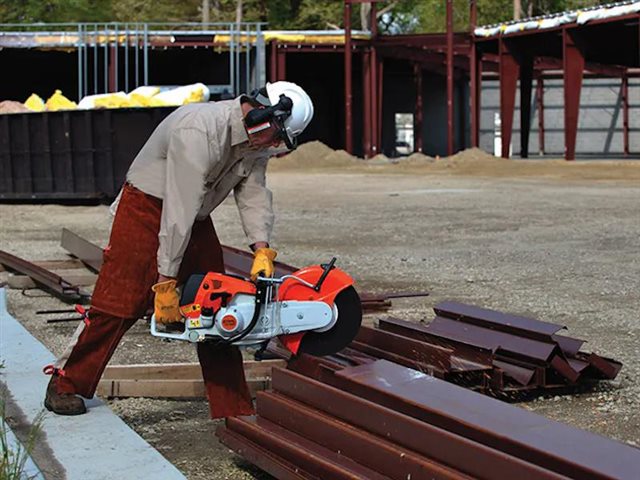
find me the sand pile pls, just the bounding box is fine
[268,141,640,181]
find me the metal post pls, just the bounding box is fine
[236,23,241,94]
[536,75,545,155]
[499,38,519,159]
[377,58,384,150]
[622,73,629,156]
[103,25,108,93]
[135,23,140,88]
[446,0,454,156]
[83,24,88,98]
[363,50,372,158]
[114,23,119,92]
[125,24,129,92]
[230,23,235,95]
[414,63,423,153]
[246,24,251,93]
[277,47,286,80]
[520,56,533,158]
[94,24,98,94]
[370,1,378,155]
[256,24,266,88]
[344,0,353,153]
[77,24,83,101]
[562,29,584,161]
[470,0,480,147]
[143,23,149,86]
[270,41,278,83]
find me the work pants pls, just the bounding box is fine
[52,183,254,418]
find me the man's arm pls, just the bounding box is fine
[233,156,274,248]
[157,126,214,278]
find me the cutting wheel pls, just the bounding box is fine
[297,286,362,356]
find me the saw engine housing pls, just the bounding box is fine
[151,260,362,356]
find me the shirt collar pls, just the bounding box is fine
[230,97,250,147]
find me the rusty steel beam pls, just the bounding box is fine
[414,63,423,153]
[271,367,566,480]
[61,228,103,271]
[225,416,388,480]
[446,0,454,156]
[563,29,585,161]
[499,39,519,159]
[536,75,546,154]
[330,360,640,480]
[344,0,353,154]
[0,249,90,302]
[256,391,468,480]
[622,74,630,156]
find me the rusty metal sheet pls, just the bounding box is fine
[270,368,566,480]
[552,335,586,357]
[378,317,495,366]
[434,301,564,341]
[493,359,537,386]
[355,326,452,370]
[427,316,557,363]
[584,353,623,380]
[333,360,640,480]
[225,416,390,480]
[216,427,315,480]
[0,249,90,302]
[549,355,581,383]
[256,391,470,480]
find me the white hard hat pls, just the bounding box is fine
[264,81,314,147]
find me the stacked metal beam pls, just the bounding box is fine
[291,301,621,396]
[217,360,640,479]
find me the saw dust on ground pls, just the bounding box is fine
[269,140,640,182]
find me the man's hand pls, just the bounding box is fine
[250,247,277,281]
[152,278,183,323]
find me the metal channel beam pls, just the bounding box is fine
[61,228,103,271]
[0,250,90,302]
[330,360,640,480]
[225,416,388,480]
[270,368,565,480]
[257,391,470,480]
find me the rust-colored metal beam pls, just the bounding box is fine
[414,63,423,153]
[563,29,585,160]
[446,0,455,156]
[362,49,372,158]
[499,39,519,159]
[520,55,534,158]
[536,75,545,155]
[0,249,90,302]
[344,0,353,154]
[622,74,630,156]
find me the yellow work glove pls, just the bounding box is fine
[152,279,183,324]
[250,247,277,281]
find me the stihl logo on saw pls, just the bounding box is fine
[151,258,363,357]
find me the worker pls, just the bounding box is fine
[43,82,314,417]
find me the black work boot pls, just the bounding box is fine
[44,376,87,416]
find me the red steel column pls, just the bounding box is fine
[377,58,384,150]
[270,42,278,82]
[562,28,584,161]
[536,75,545,155]
[108,45,116,93]
[499,38,519,159]
[370,1,378,156]
[363,49,372,158]
[622,73,629,156]
[277,47,287,81]
[520,56,534,158]
[446,0,454,155]
[470,0,480,147]
[414,64,423,153]
[344,0,353,153]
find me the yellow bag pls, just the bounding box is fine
[45,90,77,111]
[24,93,45,112]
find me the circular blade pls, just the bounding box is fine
[298,286,362,356]
[180,274,205,306]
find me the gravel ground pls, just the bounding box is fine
[1,159,639,478]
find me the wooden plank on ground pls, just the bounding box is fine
[96,378,270,399]
[102,360,285,380]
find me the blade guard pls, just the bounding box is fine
[277,265,354,355]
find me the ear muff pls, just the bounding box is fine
[244,94,295,149]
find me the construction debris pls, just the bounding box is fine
[218,359,640,480]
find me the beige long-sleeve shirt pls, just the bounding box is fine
[124,98,274,277]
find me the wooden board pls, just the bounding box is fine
[97,378,270,399]
[102,360,285,380]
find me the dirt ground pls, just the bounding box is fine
[1,144,639,478]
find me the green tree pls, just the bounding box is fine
[0,0,112,23]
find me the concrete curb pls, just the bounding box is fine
[0,288,186,480]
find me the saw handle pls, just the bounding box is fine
[313,257,337,292]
